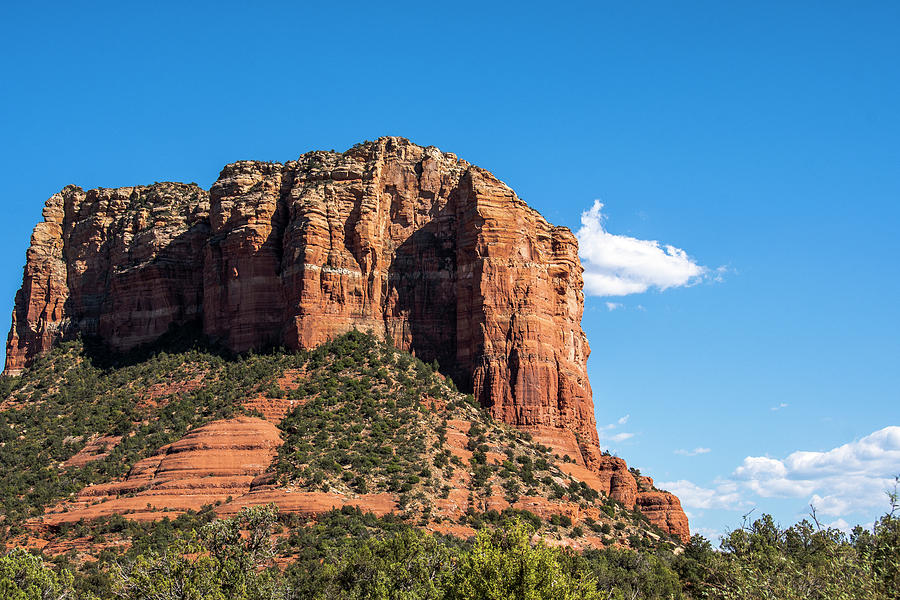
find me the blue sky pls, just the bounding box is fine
[2,1,898,540]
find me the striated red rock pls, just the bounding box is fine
[5,137,687,539]
[62,434,122,468]
[635,491,691,543]
[39,416,282,524]
[6,138,596,450]
[5,193,69,374]
[6,183,209,373]
[214,491,397,519]
[241,369,306,423]
[36,416,402,529]
[560,459,690,542]
[559,456,638,507]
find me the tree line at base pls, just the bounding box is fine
[3,486,898,600]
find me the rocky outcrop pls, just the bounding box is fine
[5,137,596,449]
[38,406,689,544]
[5,137,687,539]
[40,416,282,523]
[6,183,209,373]
[61,434,122,468]
[635,491,691,543]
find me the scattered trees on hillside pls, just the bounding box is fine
[3,490,898,599]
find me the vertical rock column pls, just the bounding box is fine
[458,167,599,464]
[204,162,286,351]
[4,190,70,374]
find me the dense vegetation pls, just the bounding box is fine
[0,330,304,533]
[271,332,659,544]
[1,330,897,598]
[0,330,671,548]
[2,498,898,599]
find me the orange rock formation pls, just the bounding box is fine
[6,137,688,541]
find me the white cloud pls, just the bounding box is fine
[605,302,624,311]
[827,517,850,529]
[824,517,874,535]
[675,447,712,456]
[771,403,789,411]
[734,456,788,480]
[712,265,730,283]
[599,415,629,432]
[576,200,707,296]
[732,426,900,514]
[824,518,853,534]
[598,414,634,445]
[661,426,900,539]
[663,427,899,538]
[810,494,855,517]
[656,479,746,510]
[693,526,725,542]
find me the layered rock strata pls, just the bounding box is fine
[6,137,688,539]
[41,416,283,523]
[6,138,596,452]
[6,182,209,374]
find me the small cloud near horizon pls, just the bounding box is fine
[598,414,635,445]
[732,426,900,515]
[675,447,711,456]
[656,478,747,511]
[664,425,900,526]
[693,526,724,542]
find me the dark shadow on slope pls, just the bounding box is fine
[79,319,232,370]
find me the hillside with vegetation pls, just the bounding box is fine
[0,330,675,547]
[2,493,898,599]
[1,330,897,598]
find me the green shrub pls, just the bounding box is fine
[0,549,75,600]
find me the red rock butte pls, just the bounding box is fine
[4,137,689,541]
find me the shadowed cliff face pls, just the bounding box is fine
[5,182,210,374]
[4,137,689,540]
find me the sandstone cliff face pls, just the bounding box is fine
[5,137,687,539]
[635,491,691,543]
[6,138,596,449]
[6,183,209,373]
